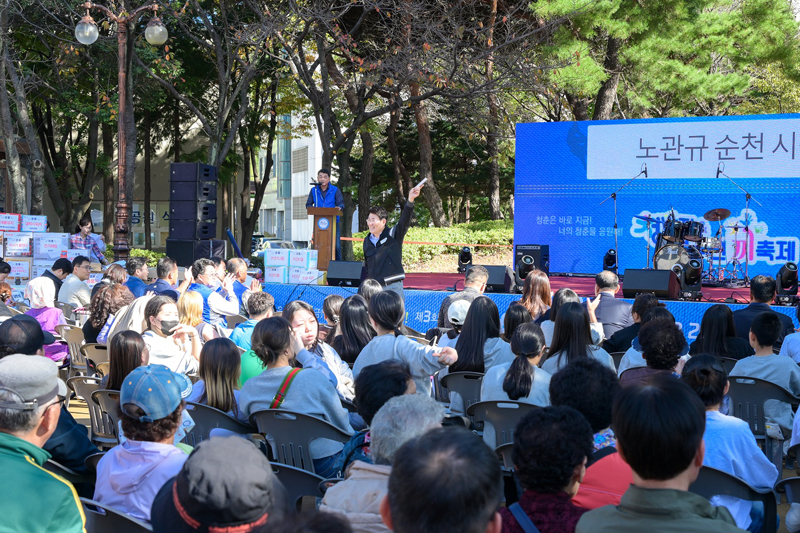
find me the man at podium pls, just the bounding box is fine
[306,168,344,260]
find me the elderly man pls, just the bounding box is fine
[187,258,239,328]
[437,265,488,328]
[226,257,260,308]
[590,270,633,339]
[124,256,150,298]
[0,354,86,532]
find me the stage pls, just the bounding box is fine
[263,275,799,344]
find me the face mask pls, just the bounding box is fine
[159,319,180,336]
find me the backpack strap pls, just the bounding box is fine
[508,502,541,533]
[270,368,302,409]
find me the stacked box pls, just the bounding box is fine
[0,214,21,232]
[263,267,288,284]
[66,250,86,261]
[34,233,69,261]
[289,250,319,270]
[21,215,47,232]
[4,232,33,257]
[32,261,51,278]
[265,249,290,267]
[87,273,103,288]
[289,267,325,285]
[7,259,31,283]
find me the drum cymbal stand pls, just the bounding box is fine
[717,163,762,284]
[600,163,648,270]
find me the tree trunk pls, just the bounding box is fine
[102,123,115,246]
[485,0,503,220]
[509,193,515,220]
[239,132,251,256]
[386,107,411,208]
[144,110,152,250]
[410,83,448,227]
[0,30,24,214]
[465,196,471,223]
[592,37,623,121]
[357,131,373,232]
[335,136,357,261]
[566,93,591,121]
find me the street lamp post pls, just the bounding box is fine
[75,2,168,262]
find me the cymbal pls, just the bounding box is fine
[704,208,731,221]
[633,214,656,223]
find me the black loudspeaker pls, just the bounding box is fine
[169,163,218,241]
[469,265,514,293]
[168,219,217,240]
[166,239,226,268]
[622,269,680,299]
[514,244,550,285]
[326,261,365,287]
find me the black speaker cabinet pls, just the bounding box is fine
[166,239,226,267]
[622,269,680,299]
[169,201,217,221]
[169,219,217,241]
[468,264,514,293]
[170,162,217,183]
[326,261,365,287]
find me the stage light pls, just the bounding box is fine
[603,249,617,273]
[457,247,472,273]
[776,262,798,305]
[515,252,537,286]
[673,259,703,300]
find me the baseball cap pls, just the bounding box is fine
[120,365,192,423]
[0,354,67,410]
[0,315,56,356]
[448,300,472,327]
[151,436,289,533]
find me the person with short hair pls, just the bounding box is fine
[576,375,741,532]
[230,291,275,351]
[357,278,383,304]
[437,265,489,328]
[549,358,632,510]
[142,295,202,375]
[619,320,686,387]
[226,257,257,307]
[24,277,69,362]
[321,394,445,533]
[125,256,150,298]
[58,255,92,308]
[69,215,108,265]
[436,299,471,348]
[41,258,73,299]
[380,426,503,533]
[150,436,291,533]
[730,311,800,437]
[93,365,190,522]
[0,260,11,282]
[363,183,425,299]
[307,168,345,260]
[779,304,800,363]
[733,275,795,349]
[690,304,753,360]
[616,307,687,376]
[0,314,56,358]
[144,256,187,301]
[682,354,778,531]
[590,270,633,339]
[501,406,594,533]
[187,258,239,327]
[603,293,665,354]
[0,354,86,533]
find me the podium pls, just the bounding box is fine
[307,207,339,271]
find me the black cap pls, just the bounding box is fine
[0,315,56,356]
[151,436,289,533]
[52,258,73,274]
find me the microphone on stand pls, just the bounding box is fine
[716,163,722,179]
[642,163,648,178]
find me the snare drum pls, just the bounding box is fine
[662,218,684,243]
[684,221,705,242]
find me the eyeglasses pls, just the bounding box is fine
[74,264,90,270]
[46,397,66,412]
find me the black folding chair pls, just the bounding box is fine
[689,466,777,533]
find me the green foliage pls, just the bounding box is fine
[352,220,513,265]
[735,64,800,115]
[129,249,166,267]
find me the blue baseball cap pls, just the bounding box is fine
[120,365,192,423]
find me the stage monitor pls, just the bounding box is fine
[622,269,680,300]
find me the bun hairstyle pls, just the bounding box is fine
[368,291,405,336]
[503,322,546,400]
[681,353,728,407]
[252,317,294,367]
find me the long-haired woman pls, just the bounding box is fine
[104,331,149,390]
[541,302,614,374]
[690,304,752,360]
[502,302,532,342]
[187,338,242,417]
[86,283,135,344]
[482,322,550,406]
[330,295,375,364]
[520,270,551,321]
[178,291,217,343]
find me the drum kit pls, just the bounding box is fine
[635,207,748,286]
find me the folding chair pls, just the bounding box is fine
[81,344,109,367]
[182,402,256,447]
[67,377,117,449]
[91,390,122,446]
[55,324,88,377]
[250,409,352,474]
[15,302,31,313]
[270,462,324,510]
[340,398,357,413]
[440,371,484,422]
[81,498,153,533]
[719,357,738,375]
[776,476,800,512]
[55,301,76,320]
[609,351,625,370]
[690,466,777,533]
[467,400,538,447]
[226,314,248,328]
[8,306,21,316]
[727,376,800,477]
[44,460,95,487]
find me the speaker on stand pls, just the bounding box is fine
[166,163,221,266]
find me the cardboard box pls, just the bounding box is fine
[4,232,33,257]
[263,267,288,284]
[265,249,290,267]
[7,258,32,283]
[34,233,69,261]
[289,267,324,285]
[0,213,21,231]
[87,273,103,288]
[66,250,86,261]
[32,260,51,278]
[21,215,48,232]
[290,249,318,270]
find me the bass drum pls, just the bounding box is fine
[654,244,690,270]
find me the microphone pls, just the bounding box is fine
[642,163,648,178]
[716,163,722,179]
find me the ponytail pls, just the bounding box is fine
[680,353,727,407]
[502,355,534,400]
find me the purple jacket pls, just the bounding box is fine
[25,307,68,362]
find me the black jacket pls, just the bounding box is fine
[589,292,634,340]
[363,201,414,285]
[42,270,64,299]
[603,322,641,354]
[732,302,795,350]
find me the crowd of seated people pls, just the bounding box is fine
[4,258,800,533]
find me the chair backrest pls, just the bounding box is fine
[719,357,738,375]
[777,476,800,506]
[81,498,153,533]
[249,409,352,474]
[226,314,248,328]
[182,402,255,447]
[690,466,777,533]
[91,390,122,445]
[495,442,514,470]
[727,376,799,437]
[44,459,95,487]
[8,306,21,315]
[610,351,625,370]
[340,398,357,413]
[15,303,31,313]
[467,401,538,446]
[81,344,109,367]
[55,301,76,320]
[439,372,484,412]
[66,376,118,448]
[55,324,88,374]
[270,462,324,509]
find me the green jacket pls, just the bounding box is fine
[576,484,745,533]
[0,432,86,533]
